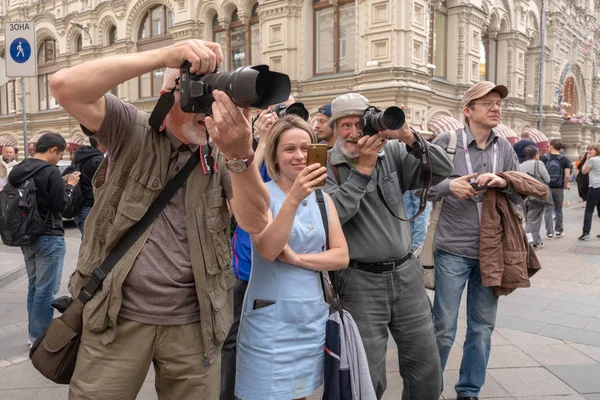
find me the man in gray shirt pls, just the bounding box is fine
[324,93,452,399]
[430,81,520,400]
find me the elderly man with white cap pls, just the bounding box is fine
[324,93,452,399]
[430,81,520,400]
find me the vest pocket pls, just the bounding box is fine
[208,274,234,345]
[204,189,232,276]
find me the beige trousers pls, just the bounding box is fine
[69,318,220,400]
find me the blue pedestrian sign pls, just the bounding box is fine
[10,38,31,63]
[4,21,36,77]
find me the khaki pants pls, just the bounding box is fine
[69,318,220,400]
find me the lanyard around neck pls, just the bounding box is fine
[462,129,498,222]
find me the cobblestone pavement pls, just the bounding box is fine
[1,198,600,399]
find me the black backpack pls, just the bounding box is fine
[0,167,50,246]
[546,155,564,188]
[60,163,84,220]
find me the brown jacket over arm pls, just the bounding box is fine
[480,171,547,296]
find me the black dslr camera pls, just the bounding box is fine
[361,106,406,136]
[179,61,291,114]
[271,102,310,121]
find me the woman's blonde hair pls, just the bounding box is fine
[264,115,318,181]
[589,143,600,156]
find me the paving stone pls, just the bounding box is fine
[489,367,576,396]
[500,292,555,309]
[442,369,511,399]
[496,327,564,346]
[0,388,40,399]
[570,343,600,363]
[538,324,600,348]
[495,314,547,334]
[545,300,600,318]
[516,395,586,400]
[584,318,600,333]
[380,371,403,400]
[532,310,592,330]
[0,361,51,389]
[31,386,69,399]
[497,302,543,320]
[491,330,511,346]
[385,348,399,373]
[520,344,597,366]
[584,394,600,400]
[487,345,540,368]
[135,382,159,400]
[560,293,600,308]
[443,345,464,370]
[547,365,600,394]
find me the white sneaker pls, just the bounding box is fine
[555,231,564,238]
[27,339,33,348]
[546,234,554,240]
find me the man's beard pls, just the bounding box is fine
[182,118,208,146]
[336,136,359,159]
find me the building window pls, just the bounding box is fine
[212,5,261,72]
[75,34,83,53]
[313,0,356,75]
[139,5,174,40]
[38,74,57,111]
[108,25,117,45]
[0,80,16,115]
[139,68,165,99]
[481,33,497,81]
[428,5,447,78]
[563,76,578,115]
[38,39,56,65]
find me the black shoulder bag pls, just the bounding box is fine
[29,149,201,384]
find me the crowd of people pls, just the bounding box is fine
[0,38,595,400]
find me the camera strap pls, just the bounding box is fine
[377,130,432,222]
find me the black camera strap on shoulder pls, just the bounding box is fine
[77,148,201,304]
[377,129,432,222]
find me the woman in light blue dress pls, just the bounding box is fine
[235,116,349,400]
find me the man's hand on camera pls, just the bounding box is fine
[356,133,387,176]
[381,105,414,146]
[449,173,477,200]
[206,90,253,161]
[67,172,81,187]
[160,40,224,75]
[255,109,278,140]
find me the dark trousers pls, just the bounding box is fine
[220,278,248,400]
[337,256,441,399]
[583,188,600,235]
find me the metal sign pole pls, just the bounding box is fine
[21,77,27,159]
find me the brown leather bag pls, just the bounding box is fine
[29,299,83,384]
[28,149,201,384]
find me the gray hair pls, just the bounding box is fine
[161,68,180,92]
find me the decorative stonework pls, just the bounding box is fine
[458,25,465,80]
[125,0,176,41]
[97,15,117,47]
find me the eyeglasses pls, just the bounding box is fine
[473,100,504,109]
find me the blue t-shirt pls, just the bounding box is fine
[232,161,271,281]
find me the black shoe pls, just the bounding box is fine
[457,397,479,400]
[579,233,590,240]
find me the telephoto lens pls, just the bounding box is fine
[361,106,405,136]
[179,62,291,114]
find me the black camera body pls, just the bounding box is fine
[179,61,291,114]
[271,102,309,121]
[361,106,406,136]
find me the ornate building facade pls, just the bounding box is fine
[0,0,598,159]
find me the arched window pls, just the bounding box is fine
[212,5,261,72]
[137,6,175,98]
[428,2,447,78]
[37,39,58,111]
[75,35,83,53]
[563,76,578,115]
[108,25,117,45]
[313,0,356,75]
[139,5,175,40]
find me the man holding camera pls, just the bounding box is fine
[49,40,270,399]
[324,93,452,399]
[430,82,520,400]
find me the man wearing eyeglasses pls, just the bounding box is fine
[429,81,520,400]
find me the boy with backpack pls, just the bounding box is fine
[1,133,80,346]
[541,139,572,238]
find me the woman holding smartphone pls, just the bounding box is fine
[579,143,600,240]
[235,116,349,400]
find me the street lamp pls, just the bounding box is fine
[70,21,92,44]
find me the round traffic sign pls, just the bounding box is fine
[9,38,31,63]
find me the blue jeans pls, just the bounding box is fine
[403,191,431,252]
[21,236,66,341]
[433,249,499,398]
[74,205,92,238]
